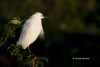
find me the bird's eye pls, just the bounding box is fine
[40,14,43,17]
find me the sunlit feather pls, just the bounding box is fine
[17,12,45,49]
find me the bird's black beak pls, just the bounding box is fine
[44,16,51,18]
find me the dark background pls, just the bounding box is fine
[0,0,100,67]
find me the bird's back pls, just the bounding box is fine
[17,17,42,49]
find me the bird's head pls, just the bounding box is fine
[32,12,49,19]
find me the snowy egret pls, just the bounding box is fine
[16,12,48,56]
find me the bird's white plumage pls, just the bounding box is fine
[17,12,44,49]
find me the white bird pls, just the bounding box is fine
[17,12,47,49]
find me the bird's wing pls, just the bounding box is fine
[17,19,41,49]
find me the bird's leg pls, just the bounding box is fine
[28,46,34,58]
[28,47,37,67]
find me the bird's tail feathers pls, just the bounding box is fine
[16,41,21,46]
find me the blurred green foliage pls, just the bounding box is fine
[0,0,100,67]
[0,18,48,67]
[0,0,100,34]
